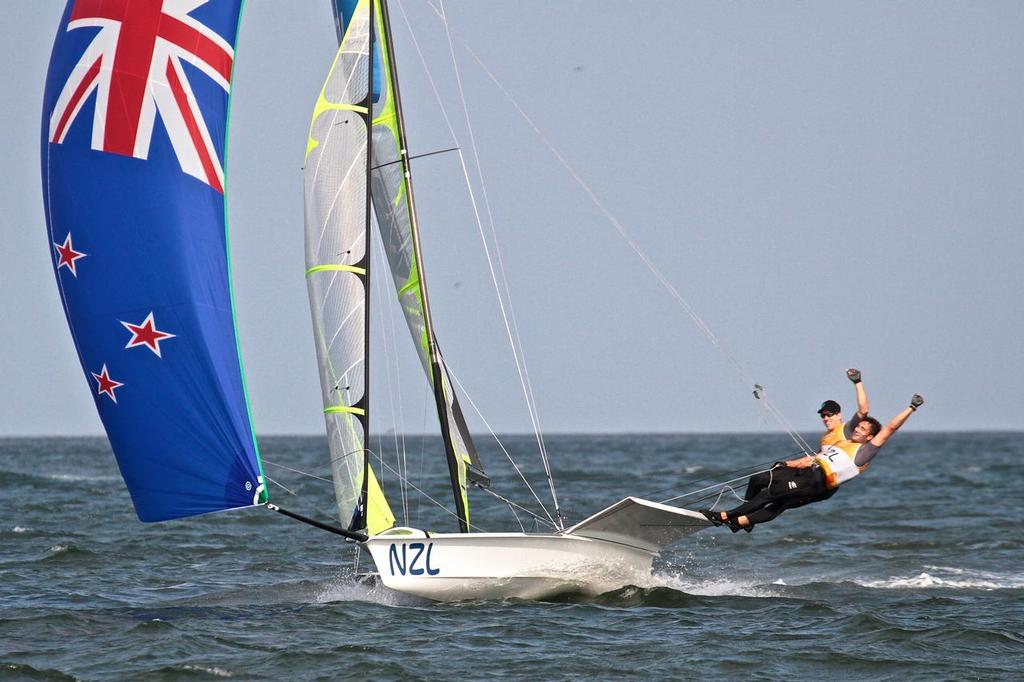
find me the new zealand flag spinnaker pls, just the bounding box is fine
[41,0,265,521]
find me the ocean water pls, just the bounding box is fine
[2,433,1022,680]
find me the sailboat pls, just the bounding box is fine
[301,0,712,600]
[41,0,711,602]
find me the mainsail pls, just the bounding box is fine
[331,0,488,533]
[40,0,265,522]
[305,0,395,535]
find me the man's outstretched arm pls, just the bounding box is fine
[847,368,870,418]
[870,394,924,448]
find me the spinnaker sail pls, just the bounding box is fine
[331,0,487,533]
[40,0,265,522]
[305,0,395,536]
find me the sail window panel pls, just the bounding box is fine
[370,131,417,277]
[325,412,366,528]
[369,164,430,371]
[307,272,366,409]
[304,119,369,268]
[323,11,370,107]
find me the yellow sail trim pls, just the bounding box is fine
[306,264,367,277]
[325,405,366,416]
[366,463,396,535]
[305,0,371,160]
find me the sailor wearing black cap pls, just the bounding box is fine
[736,369,873,511]
[701,392,925,533]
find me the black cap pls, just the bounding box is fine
[818,400,841,415]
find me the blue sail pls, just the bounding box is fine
[40,0,265,522]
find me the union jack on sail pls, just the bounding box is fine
[48,0,235,192]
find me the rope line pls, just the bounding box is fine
[435,0,561,527]
[400,0,563,527]
[445,362,556,526]
[262,458,333,485]
[417,2,814,455]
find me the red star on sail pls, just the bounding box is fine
[91,364,124,403]
[120,312,176,357]
[53,233,87,276]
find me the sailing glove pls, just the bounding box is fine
[910,394,924,410]
[847,368,862,383]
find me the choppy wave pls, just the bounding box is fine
[47,473,120,482]
[4,433,1022,678]
[645,570,785,598]
[314,575,429,607]
[179,665,237,678]
[0,663,77,681]
[855,566,1024,591]
[0,468,120,487]
[146,664,238,678]
[40,543,97,563]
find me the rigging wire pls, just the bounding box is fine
[639,452,805,502]
[398,0,564,528]
[373,454,493,533]
[477,485,557,531]
[371,231,411,526]
[445,362,556,527]
[418,2,815,456]
[262,458,334,485]
[263,473,298,497]
[435,0,562,526]
[265,451,493,533]
[640,462,769,503]
[659,468,775,506]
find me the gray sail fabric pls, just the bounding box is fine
[303,5,374,529]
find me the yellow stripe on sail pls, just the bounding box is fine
[324,405,366,416]
[306,264,367,277]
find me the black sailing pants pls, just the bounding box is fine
[725,466,836,525]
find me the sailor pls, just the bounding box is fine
[701,394,924,533]
[740,368,872,506]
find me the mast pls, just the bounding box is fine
[357,0,376,530]
[377,0,472,532]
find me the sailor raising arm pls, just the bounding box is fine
[702,393,924,533]
[819,368,871,448]
[743,368,874,508]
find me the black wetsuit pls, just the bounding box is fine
[725,465,836,525]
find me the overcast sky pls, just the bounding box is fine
[4,1,1022,437]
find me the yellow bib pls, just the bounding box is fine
[815,440,865,489]
[820,422,845,448]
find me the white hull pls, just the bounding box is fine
[364,529,655,601]
[362,498,712,601]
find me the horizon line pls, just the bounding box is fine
[1,428,1019,439]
